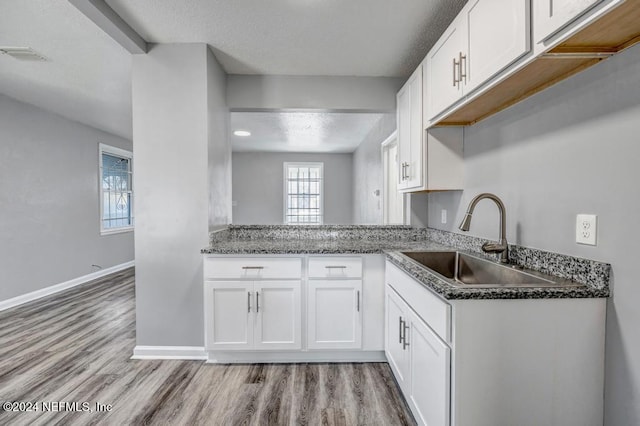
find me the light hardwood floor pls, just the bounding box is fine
[0,268,415,425]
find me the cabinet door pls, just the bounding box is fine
[385,286,410,390]
[204,281,253,350]
[465,0,530,92]
[406,69,423,189]
[398,67,424,191]
[426,14,465,120]
[397,84,411,190]
[407,310,451,426]
[254,281,302,350]
[535,0,602,42]
[307,280,362,349]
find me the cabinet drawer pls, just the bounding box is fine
[308,257,363,278]
[204,257,302,279]
[386,261,451,342]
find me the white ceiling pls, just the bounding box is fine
[106,0,466,77]
[0,0,132,140]
[231,112,387,153]
[0,0,465,141]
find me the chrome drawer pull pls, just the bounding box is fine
[256,292,260,313]
[325,265,347,269]
[242,266,264,270]
[247,291,251,313]
[357,290,360,312]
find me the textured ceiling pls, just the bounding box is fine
[106,0,467,77]
[231,112,387,153]
[0,0,466,141]
[0,0,132,140]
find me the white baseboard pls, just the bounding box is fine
[132,346,208,360]
[205,350,387,364]
[0,260,135,312]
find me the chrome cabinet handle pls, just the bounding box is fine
[400,163,405,181]
[459,52,467,84]
[242,266,264,270]
[325,265,347,269]
[404,162,409,180]
[247,291,251,313]
[357,291,360,312]
[399,317,404,344]
[403,322,410,350]
[453,57,459,87]
[401,162,409,180]
[256,291,260,313]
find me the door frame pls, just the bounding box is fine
[381,130,405,225]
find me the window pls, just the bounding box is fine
[284,162,323,225]
[99,144,133,235]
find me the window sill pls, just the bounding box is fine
[101,226,134,236]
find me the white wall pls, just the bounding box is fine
[0,94,134,302]
[232,152,353,224]
[227,75,403,112]
[352,113,396,224]
[427,44,640,426]
[132,43,228,347]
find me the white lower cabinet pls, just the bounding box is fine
[204,254,384,361]
[204,280,301,351]
[205,281,254,350]
[307,280,362,349]
[253,281,302,350]
[385,284,450,426]
[386,260,606,426]
[407,309,450,426]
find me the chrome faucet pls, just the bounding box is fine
[459,193,509,263]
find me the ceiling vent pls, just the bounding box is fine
[0,47,48,61]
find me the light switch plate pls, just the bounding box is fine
[576,214,597,245]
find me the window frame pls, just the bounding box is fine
[99,143,134,236]
[283,162,324,225]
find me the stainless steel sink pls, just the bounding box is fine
[400,251,580,288]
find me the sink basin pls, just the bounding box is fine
[400,251,579,288]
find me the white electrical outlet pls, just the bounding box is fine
[441,209,447,224]
[576,214,597,245]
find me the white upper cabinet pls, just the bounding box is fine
[397,63,464,193]
[426,14,466,120]
[535,0,603,42]
[397,66,423,191]
[464,0,531,92]
[426,0,531,121]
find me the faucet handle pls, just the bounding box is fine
[481,242,507,254]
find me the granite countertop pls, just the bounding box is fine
[200,238,448,254]
[202,225,610,300]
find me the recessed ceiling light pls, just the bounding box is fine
[234,130,251,137]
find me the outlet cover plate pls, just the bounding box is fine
[576,214,597,245]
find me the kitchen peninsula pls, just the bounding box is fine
[202,225,609,426]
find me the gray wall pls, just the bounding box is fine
[232,152,353,224]
[427,43,640,426]
[227,75,403,112]
[207,48,232,229]
[352,113,396,224]
[0,94,134,302]
[132,43,228,347]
